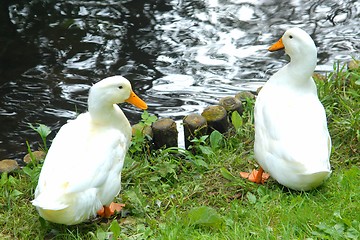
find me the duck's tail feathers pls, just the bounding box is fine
[311,170,331,179]
[32,194,68,210]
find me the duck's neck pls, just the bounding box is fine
[288,54,317,79]
[88,94,129,129]
[284,52,317,87]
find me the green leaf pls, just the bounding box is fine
[22,166,32,178]
[38,124,51,137]
[10,189,23,199]
[25,141,36,164]
[94,229,111,240]
[199,145,214,155]
[141,110,157,125]
[8,176,18,185]
[333,210,342,219]
[346,223,360,239]
[193,159,209,169]
[231,111,243,131]
[28,123,52,151]
[146,115,158,125]
[150,175,161,182]
[156,162,177,178]
[0,172,8,187]
[184,206,224,229]
[246,192,257,204]
[141,110,150,120]
[220,167,236,181]
[38,216,48,229]
[124,189,147,216]
[28,123,51,138]
[109,220,121,238]
[334,223,345,235]
[209,130,223,150]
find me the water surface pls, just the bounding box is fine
[0,0,359,159]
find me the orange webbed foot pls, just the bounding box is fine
[97,202,125,218]
[240,167,270,184]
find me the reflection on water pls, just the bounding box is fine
[0,0,359,159]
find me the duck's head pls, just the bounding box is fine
[90,76,148,110]
[268,27,317,60]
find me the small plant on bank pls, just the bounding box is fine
[28,123,52,153]
[129,110,157,155]
[21,123,51,190]
[0,172,23,210]
[315,62,360,166]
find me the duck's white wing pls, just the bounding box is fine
[37,113,129,195]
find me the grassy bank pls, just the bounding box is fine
[1,62,359,239]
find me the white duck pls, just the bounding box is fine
[32,76,147,225]
[240,27,331,191]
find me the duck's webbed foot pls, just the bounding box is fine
[97,202,125,218]
[240,167,270,184]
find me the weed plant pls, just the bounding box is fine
[0,63,359,239]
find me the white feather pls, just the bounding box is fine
[254,28,331,191]
[32,76,146,225]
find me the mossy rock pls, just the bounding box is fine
[0,159,19,173]
[152,118,178,149]
[201,105,229,134]
[23,151,46,164]
[183,113,208,148]
[235,91,255,101]
[219,96,243,115]
[348,59,360,71]
[313,73,327,82]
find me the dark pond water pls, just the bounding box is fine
[0,0,359,160]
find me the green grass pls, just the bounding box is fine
[1,62,359,239]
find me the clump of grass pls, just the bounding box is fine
[0,62,359,239]
[316,62,360,167]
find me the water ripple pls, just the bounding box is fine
[1,0,359,159]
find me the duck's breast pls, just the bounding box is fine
[254,85,331,176]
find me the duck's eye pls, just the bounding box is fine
[118,86,123,90]
[289,35,293,39]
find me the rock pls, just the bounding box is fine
[312,73,327,82]
[348,59,360,71]
[235,91,255,102]
[183,113,208,149]
[152,118,178,149]
[219,96,243,116]
[23,151,46,164]
[201,105,230,134]
[0,159,19,173]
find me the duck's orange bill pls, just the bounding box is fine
[268,37,285,52]
[126,91,148,110]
